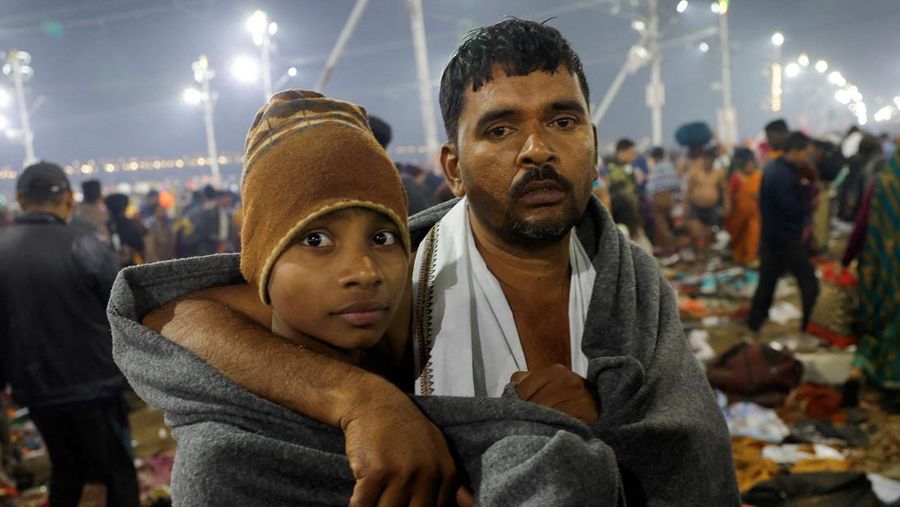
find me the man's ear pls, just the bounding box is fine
[440,143,465,197]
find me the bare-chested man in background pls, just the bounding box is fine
[685,147,730,261]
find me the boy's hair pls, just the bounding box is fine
[615,138,635,153]
[650,146,665,161]
[439,18,590,143]
[784,131,811,153]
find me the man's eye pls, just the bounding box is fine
[300,232,333,247]
[373,230,398,246]
[553,117,576,128]
[487,126,512,139]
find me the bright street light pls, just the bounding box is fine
[815,60,828,73]
[0,114,7,130]
[183,87,203,105]
[874,105,893,122]
[698,42,710,53]
[797,54,810,67]
[231,56,259,83]
[784,62,801,78]
[710,2,720,13]
[771,32,784,47]
[246,9,276,100]
[834,89,851,105]
[631,19,646,32]
[0,88,9,107]
[828,71,846,86]
[676,0,688,13]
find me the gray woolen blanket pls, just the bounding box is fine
[108,198,739,506]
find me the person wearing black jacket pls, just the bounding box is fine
[748,132,820,334]
[0,162,139,507]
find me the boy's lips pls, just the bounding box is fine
[333,301,388,327]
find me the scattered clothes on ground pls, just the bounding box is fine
[741,472,884,507]
[708,343,804,407]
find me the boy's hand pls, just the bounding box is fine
[342,383,464,507]
[511,364,600,424]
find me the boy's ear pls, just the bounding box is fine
[440,143,465,197]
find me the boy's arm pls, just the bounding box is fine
[143,286,460,507]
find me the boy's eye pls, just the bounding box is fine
[373,230,398,246]
[300,232,333,247]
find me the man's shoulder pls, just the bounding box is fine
[409,198,459,247]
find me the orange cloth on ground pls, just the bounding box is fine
[726,171,762,264]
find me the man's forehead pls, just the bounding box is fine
[463,65,586,111]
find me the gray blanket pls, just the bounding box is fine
[108,198,739,506]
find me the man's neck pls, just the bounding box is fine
[467,207,571,294]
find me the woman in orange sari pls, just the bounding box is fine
[726,148,762,265]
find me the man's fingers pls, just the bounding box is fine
[456,485,474,507]
[375,477,412,507]
[408,471,438,507]
[510,370,530,384]
[349,476,385,507]
[514,370,556,401]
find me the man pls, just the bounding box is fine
[603,138,643,238]
[685,147,730,261]
[764,118,789,160]
[0,162,139,507]
[70,179,110,240]
[646,146,681,257]
[115,20,737,506]
[748,132,820,334]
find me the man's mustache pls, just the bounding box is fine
[508,164,574,200]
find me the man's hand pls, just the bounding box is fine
[511,364,600,424]
[342,381,472,507]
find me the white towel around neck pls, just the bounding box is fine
[412,198,596,397]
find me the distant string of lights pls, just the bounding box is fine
[0,145,433,181]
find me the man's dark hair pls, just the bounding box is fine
[81,180,102,203]
[105,193,130,217]
[784,131,811,153]
[615,138,635,153]
[764,119,789,134]
[650,146,665,161]
[439,18,590,143]
[368,115,392,149]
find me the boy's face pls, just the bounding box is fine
[267,208,408,351]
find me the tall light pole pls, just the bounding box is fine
[646,0,664,145]
[406,0,440,157]
[770,32,784,112]
[185,55,220,186]
[247,10,276,101]
[715,0,737,145]
[2,50,37,166]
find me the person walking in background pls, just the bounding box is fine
[725,147,761,265]
[646,146,681,258]
[840,142,899,411]
[604,138,650,249]
[142,190,175,263]
[70,179,110,241]
[0,162,139,507]
[748,132,820,335]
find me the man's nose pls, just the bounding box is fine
[517,129,557,168]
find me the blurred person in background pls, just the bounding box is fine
[70,179,110,241]
[725,147,761,265]
[141,189,175,263]
[684,146,729,261]
[838,133,886,222]
[840,141,900,412]
[646,146,681,258]
[748,132,819,335]
[105,193,145,266]
[0,162,138,507]
[604,138,649,248]
[369,114,437,215]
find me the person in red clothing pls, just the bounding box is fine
[725,148,761,265]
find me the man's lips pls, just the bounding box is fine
[516,181,566,205]
[333,301,388,327]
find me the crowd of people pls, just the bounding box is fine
[0,15,897,507]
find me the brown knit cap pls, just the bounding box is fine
[240,90,409,305]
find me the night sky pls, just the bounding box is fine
[1,0,898,193]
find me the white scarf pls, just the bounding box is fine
[412,198,596,397]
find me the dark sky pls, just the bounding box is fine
[1,0,899,186]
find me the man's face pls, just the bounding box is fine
[440,66,598,248]
[784,145,811,166]
[617,147,637,165]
